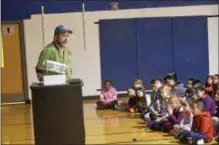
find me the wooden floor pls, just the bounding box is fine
[1,99,217,144]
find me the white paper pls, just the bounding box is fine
[43,75,66,86]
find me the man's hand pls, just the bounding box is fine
[37,73,44,81]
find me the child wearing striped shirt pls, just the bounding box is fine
[144,78,164,121]
[147,85,172,130]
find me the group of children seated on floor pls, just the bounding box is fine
[96,73,219,145]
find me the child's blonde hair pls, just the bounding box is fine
[168,95,183,110]
[180,98,192,118]
[184,105,192,118]
[159,85,172,99]
[133,79,145,90]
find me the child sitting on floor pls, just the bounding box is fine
[147,85,171,131]
[96,80,118,110]
[185,78,195,99]
[144,78,164,121]
[212,88,219,134]
[186,79,203,105]
[179,101,215,144]
[117,79,145,113]
[213,74,219,97]
[127,79,146,113]
[205,75,214,97]
[195,85,216,117]
[164,72,186,98]
[161,96,185,132]
[170,98,193,139]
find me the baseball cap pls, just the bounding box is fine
[54,25,73,34]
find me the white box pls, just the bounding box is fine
[43,75,66,86]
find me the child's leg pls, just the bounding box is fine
[183,131,207,142]
[161,121,174,132]
[169,130,180,139]
[149,113,156,121]
[147,120,161,131]
[128,97,138,106]
[96,100,108,109]
[137,106,144,113]
[144,112,151,121]
[108,100,118,109]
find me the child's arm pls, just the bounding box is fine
[203,99,212,112]
[148,99,160,116]
[145,94,152,108]
[186,114,193,131]
[180,115,193,131]
[107,88,117,103]
[100,92,107,103]
[182,123,192,131]
[169,107,185,124]
[179,119,184,128]
[155,114,169,122]
[191,116,197,131]
[112,88,118,100]
[148,104,159,116]
[199,116,212,135]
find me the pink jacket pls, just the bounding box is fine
[100,87,117,103]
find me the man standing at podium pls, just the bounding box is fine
[35,25,73,81]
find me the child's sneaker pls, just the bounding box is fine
[130,108,135,113]
[197,139,204,144]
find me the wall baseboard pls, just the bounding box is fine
[1,93,25,103]
[2,93,128,105]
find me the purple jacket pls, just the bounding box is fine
[203,95,216,117]
[168,107,185,124]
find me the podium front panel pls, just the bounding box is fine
[30,83,85,145]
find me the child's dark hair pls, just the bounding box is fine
[155,77,164,84]
[192,100,205,112]
[164,72,178,83]
[192,79,203,88]
[188,78,195,82]
[195,85,205,93]
[150,79,156,84]
[213,74,219,95]
[214,74,219,78]
[104,80,112,85]
[217,87,219,94]
[205,75,214,87]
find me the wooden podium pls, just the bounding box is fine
[30,81,85,145]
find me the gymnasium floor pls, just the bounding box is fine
[1,98,217,144]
